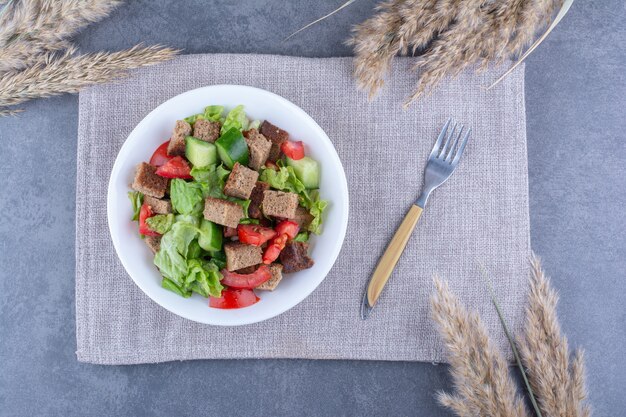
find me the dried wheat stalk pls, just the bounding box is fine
[431,277,528,417]
[432,257,592,417]
[348,0,562,105]
[347,0,457,98]
[517,255,592,417]
[0,107,24,117]
[0,0,123,73]
[0,45,179,111]
[346,0,406,98]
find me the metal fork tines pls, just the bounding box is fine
[415,118,472,208]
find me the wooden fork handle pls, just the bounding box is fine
[366,205,424,308]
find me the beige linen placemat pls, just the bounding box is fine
[76,54,529,364]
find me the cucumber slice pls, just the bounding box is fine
[198,219,223,252]
[185,136,217,168]
[286,156,320,189]
[215,128,249,169]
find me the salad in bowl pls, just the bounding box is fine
[127,104,327,309]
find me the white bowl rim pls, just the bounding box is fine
[107,84,349,326]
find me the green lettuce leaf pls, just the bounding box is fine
[293,232,309,242]
[184,105,225,125]
[248,119,261,130]
[190,165,211,182]
[191,164,249,215]
[186,239,204,259]
[221,105,248,134]
[154,222,198,286]
[259,166,306,195]
[170,179,204,215]
[260,166,327,234]
[204,105,224,122]
[184,114,205,125]
[174,214,201,227]
[145,214,174,234]
[239,218,260,225]
[162,278,192,298]
[307,198,328,235]
[192,164,231,199]
[232,199,251,218]
[128,191,143,221]
[298,189,328,235]
[184,259,223,298]
[208,250,227,269]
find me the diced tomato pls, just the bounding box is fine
[262,234,289,264]
[264,161,279,171]
[155,156,192,179]
[262,245,281,264]
[209,287,260,309]
[149,140,173,167]
[138,203,160,237]
[237,224,277,246]
[220,265,272,289]
[281,140,305,160]
[224,226,238,238]
[274,220,300,240]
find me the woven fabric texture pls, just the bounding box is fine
[76,54,529,364]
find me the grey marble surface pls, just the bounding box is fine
[0,1,624,416]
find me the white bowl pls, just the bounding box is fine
[107,85,349,326]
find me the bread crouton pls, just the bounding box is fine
[167,120,192,156]
[223,162,259,199]
[262,190,299,219]
[143,195,172,214]
[248,182,269,219]
[280,241,314,273]
[203,197,244,228]
[260,120,289,162]
[144,235,161,253]
[256,264,283,291]
[132,162,169,198]
[193,119,221,143]
[224,242,263,271]
[244,128,272,170]
[292,206,314,229]
[235,265,259,274]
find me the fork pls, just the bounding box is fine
[361,119,472,319]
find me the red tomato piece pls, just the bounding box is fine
[209,287,260,309]
[274,220,300,240]
[220,265,272,289]
[262,234,288,264]
[281,140,305,160]
[237,224,277,246]
[224,226,238,238]
[138,203,160,237]
[149,140,173,167]
[155,156,192,179]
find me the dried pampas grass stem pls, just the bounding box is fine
[479,263,543,417]
[517,255,592,417]
[432,257,592,417]
[0,45,179,112]
[431,278,528,417]
[0,0,123,73]
[292,0,571,105]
